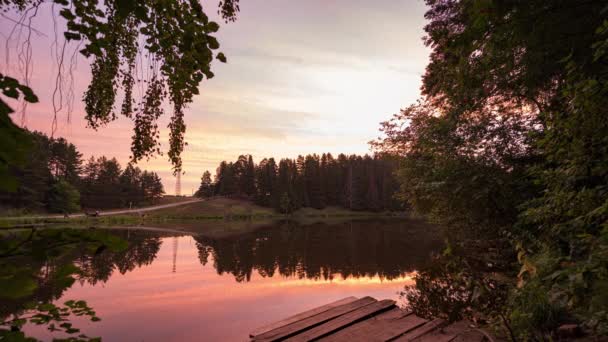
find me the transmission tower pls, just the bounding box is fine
[175,172,181,196]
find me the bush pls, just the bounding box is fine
[47,180,80,213]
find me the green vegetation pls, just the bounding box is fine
[0,131,164,215]
[150,197,275,219]
[47,180,80,214]
[0,228,133,341]
[375,0,608,339]
[0,0,242,174]
[148,197,394,221]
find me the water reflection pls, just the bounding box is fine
[1,219,444,341]
[195,219,443,282]
[75,230,164,285]
[400,235,515,340]
[0,229,170,319]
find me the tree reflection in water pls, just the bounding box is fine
[0,228,170,340]
[1,219,447,340]
[193,219,444,283]
[400,235,517,341]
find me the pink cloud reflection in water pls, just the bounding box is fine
[24,236,414,342]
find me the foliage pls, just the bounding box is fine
[47,180,81,213]
[1,0,241,172]
[0,227,170,341]
[0,75,38,192]
[1,131,53,210]
[81,157,164,209]
[0,301,101,342]
[194,171,214,198]
[401,249,513,338]
[0,130,164,212]
[372,101,535,234]
[0,228,134,341]
[374,0,608,338]
[278,192,292,214]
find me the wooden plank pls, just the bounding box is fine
[391,319,447,341]
[286,299,396,342]
[250,297,359,337]
[320,308,428,342]
[252,297,378,342]
[451,330,486,342]
[412,321,474,342]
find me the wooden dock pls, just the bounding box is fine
[249,296,490,341]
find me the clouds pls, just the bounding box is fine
[3,0,430,194]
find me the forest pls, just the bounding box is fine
[195,153,402,213]
[0,130,164,213]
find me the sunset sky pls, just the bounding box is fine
[2,0,430,195]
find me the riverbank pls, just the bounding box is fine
[146,197,405,220]
[0,198,406,229]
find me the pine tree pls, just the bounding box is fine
[295,155,309,207]
[304,154,325,209]
[47,180,80,213]
[244,155,256,196]
[216,161,238,196]
[141,171,164,203]
[120,164,143,207]
[366,163,381,211]
[254,158,276,206]
[10,132,52,209]
[49,137,83,185]
[195,171,214,198]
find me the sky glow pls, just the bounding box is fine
[2,0,430,194]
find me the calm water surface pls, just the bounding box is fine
[4,219,443,341]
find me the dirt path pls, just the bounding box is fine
[2,199,203,220]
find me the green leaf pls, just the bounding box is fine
[64,32,81,41]
[59,8,75,20]
[216,52,227,63]
[206,21,220,33]
[207,36,219,50]
[38,303,56,312]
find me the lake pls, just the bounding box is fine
[0,218,444,341]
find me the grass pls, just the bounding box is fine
[149,198,401,220]
[0,215,142,229]
[0,195,194,218]
[0,198,403,230]
[149,197,276,219]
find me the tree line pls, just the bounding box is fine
[0,131,164,213]
[195,153,402,213]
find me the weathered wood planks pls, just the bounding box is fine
[321,308,428,342]
[249,297,359,338]
[249,297,489,342]
[285,299,396,342]
[252,297,377,341]
[391,319,447,341]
